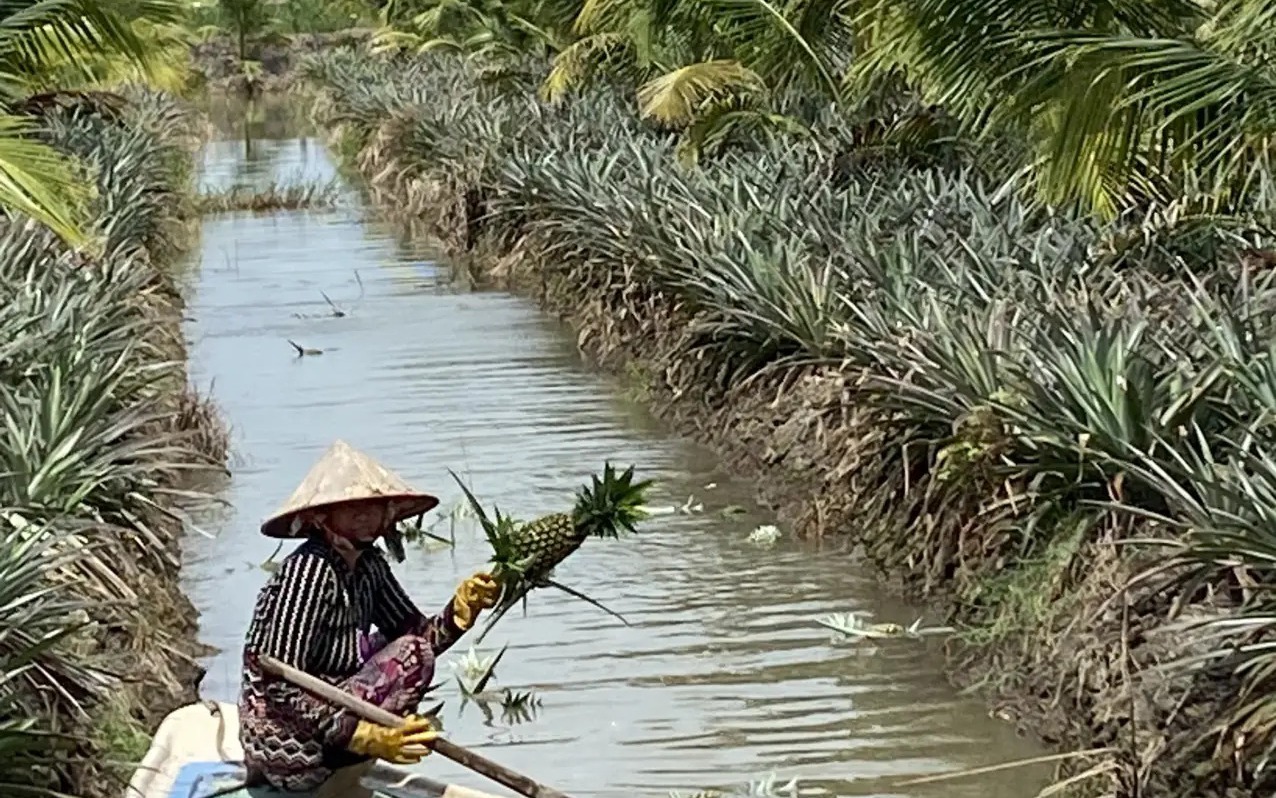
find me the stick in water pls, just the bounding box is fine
[258,655,573,798]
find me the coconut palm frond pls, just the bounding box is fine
[637,59,767,128]
[541,31,632,103]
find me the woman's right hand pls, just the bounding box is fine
[347,715,438,764]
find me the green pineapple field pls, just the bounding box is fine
[295,12,1276,794]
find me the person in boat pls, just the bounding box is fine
[238,439,501,791]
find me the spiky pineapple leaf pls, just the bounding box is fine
[543,577,630,625]
[448,469,522,568]
[447,469,497,537]
[572,462,656,538]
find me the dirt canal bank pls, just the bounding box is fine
[180,95,1047,798]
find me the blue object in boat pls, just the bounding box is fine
[168,760,408,798]
[169,761,250,798]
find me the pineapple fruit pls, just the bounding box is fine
[450,463,654,640]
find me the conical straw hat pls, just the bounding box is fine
[261,439,439,539]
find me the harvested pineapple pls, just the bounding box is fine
[450,463,654,642]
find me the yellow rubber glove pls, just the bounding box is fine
[452,571,500,631]
[347,716,438,765]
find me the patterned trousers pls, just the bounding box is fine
[251,634,436,790]
[324,633,437,772]
[348,631,435,713]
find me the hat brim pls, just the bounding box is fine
[260,493,440,539]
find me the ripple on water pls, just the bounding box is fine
[182,123,1049,797]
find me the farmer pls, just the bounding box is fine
[238,439,501,791]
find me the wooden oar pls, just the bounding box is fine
[259,655,574,798]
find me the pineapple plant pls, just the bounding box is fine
[449,463,654,642]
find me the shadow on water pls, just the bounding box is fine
[180,97,1052,798]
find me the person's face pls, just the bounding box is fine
[323,503,390,543]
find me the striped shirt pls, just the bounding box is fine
[238,538,462,788]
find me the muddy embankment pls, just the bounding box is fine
[299,50,1268,798]
[1,94,228,797]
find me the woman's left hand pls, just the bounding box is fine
[452,572,501,630]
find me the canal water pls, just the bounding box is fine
[180,96,1048,798]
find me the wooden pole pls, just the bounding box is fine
[258,655,574,798]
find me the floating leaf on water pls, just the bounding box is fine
[639,495,704,516]
[453,643,508,694]
[741,774,799,797]
[669,772,799,798]
[747,524,782,546]
[815,611,955,640]
[638,497,699,515]
[719,505,747,517]
[452,646,495,682]
[816,611,869,631]
[397,510,455,550]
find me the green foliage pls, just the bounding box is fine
[217,0,276,59]
[364,0,1276,219]
[0,91,212,796]
[0,1,192,244]
[274,0,379,33]
[188,0,380,35]
[91,692,153,782]
[306,49,1276,790]
[842,0,1276,218]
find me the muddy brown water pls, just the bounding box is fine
[179,96,1050,798]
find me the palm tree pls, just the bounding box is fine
[0,0,187,244]
[371,0,853,157]
[373,0,579,61]
[552,0,1276,216]
[378,0,1276,217]
[844,0,1275,217]
[541,0,851,124]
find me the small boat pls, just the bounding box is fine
[127,701,504,798]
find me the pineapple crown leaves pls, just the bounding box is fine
[447,469,529,584]
[448,469,500,543]
[569,462,655,539]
